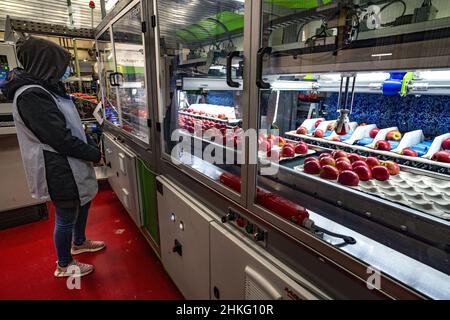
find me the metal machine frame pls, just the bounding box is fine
[95,0,158,171]
[153,0,253,208]
[95,0,450,300]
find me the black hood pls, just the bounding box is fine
[16,36,71,85]
[1,36,71,100]
[1,68,67,101]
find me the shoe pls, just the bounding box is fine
[71,240,106,255]
[54,260,94,278]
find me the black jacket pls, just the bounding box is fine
[2,37,101,207]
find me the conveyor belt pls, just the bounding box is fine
[294,164,450,220]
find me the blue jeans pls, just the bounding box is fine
[54,202,91,267]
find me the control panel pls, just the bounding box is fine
[222,208,268,248]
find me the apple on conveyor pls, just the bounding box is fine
[372,166,390,181]
[336,160,353,172]
[319,157,336,167]
[402,148,418,157]
[432,151,450,163]
[296,126,308,134]
[304,160,321,174]
[365,156,381,168]
[338,170,360,186]
[320,165,339,180]
[294,142,309,154]
[375,140,391,151]
[353,166,372,181]
[347,153,362,163]
[383,161,400,175]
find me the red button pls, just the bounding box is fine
[236,218,246,228]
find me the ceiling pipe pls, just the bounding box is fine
[66,0,74,26]
[100,0,106,18]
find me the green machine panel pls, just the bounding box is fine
[137,159,160,247]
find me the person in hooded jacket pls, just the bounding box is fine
[2,36,105,277]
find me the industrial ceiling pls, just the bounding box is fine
[0,0,103,32]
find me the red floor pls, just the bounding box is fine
[0,185,183,300]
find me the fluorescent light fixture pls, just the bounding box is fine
[319,72,388,82]
[271,80,315,91]
[356,72,390,82]
[105,0,119,11]
[416,70,450,80]
[371,53,393,57]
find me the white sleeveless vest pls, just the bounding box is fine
[12,85,97,206]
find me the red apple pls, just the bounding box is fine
[320,157,336,167]
[365,156,381,168]
[274,136,286,146]
[267,149,280,160]
[259,133,268,140]
[375,140,391,151]
[442,138,450,150]
[314,129,324,138]
[352,160,369,170]
[315,119,323,128]
[304,157,319,165]
[336,157,351,164]
[332,150,348,159]
[296,126,308,135]
[320,165,339,180]
[402,148,418,157]
[386,130,402,141]
[372,166,390,181]
[353,166,372,181]
[319,153,332,160]
[432,151,450,163]
[383,160,400,175]
[282,144,295,157]
[327,122,336,130]
[284,142,295,150]
[294,142,309,154]
[236,137,243,149]
[225,134,236,147]
[259,140,272,152]
[338,170,360,186]
[304,160,321,174]
[347,153,362,163]
[370,128,380,138]
[336,161,353,172]
[331,136,342,142]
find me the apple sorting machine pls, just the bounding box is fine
[95,0,450,299]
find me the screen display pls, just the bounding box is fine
[0,55,9,81]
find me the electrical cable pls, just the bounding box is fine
[296,20,321,43]
[312,225,357,245]
[380,0,407,27]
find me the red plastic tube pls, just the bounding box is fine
[219,172,241,193]
[219,173,309,226]
[256,188,309,226]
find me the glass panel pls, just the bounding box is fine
[112,4,149,143]
[97,29,120,126]
[157,0,246,195]
[256,0,450,298]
